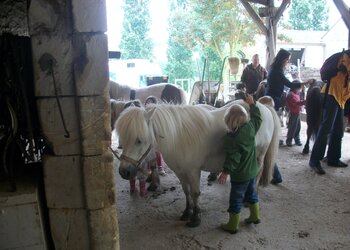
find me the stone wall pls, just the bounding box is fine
[28,0,119,249]
[0,0,29,36]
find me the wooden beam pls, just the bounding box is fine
[240,0,267,35]
[333,0,350,30]
[274,0,290,24]
[246,0,269,6]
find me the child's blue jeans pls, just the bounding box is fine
[228,177,258,214]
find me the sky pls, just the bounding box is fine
[106,0,349,62]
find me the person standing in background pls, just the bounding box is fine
[265,49,311,184]
[309,51,350,174]
[285,82,305,147]
[241,54,267,96]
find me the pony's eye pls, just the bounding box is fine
[136,138,141,144]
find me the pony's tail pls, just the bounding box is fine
[259,105,281,186]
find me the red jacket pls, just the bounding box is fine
[286,91,305,115]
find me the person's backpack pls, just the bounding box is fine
[320,49,349,106]
[320,50,345,82]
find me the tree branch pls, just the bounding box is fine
[333,0,350,30]
[240,0,267,35]
[245,0,269,6]
[273,0,291,24]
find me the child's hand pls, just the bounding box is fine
[245,94,254,105]
[218,172,228,184]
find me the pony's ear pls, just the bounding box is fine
[145,107,156,123]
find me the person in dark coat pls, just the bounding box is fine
[241,54,267,95]
[265,49,312,184]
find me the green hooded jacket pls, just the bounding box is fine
[222,104,262,182]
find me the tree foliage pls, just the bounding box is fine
[185,0,258,60]
[165,4,195,83]
[166,0,259,82]
[119,0,154,59]
[288,0,329,31]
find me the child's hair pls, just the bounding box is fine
[145,96,158,105]
[236,82,246,90]
[291,80,302,90]
[224,104,249,131]
[258,96,275,107]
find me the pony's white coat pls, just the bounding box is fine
[116,100,280,226]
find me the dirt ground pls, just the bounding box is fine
[113,120,350,250]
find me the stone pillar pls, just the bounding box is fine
[29,0,119,249]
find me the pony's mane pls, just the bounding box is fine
[147,104,214,157]
[111,99,127,129]
[116,104,214,157]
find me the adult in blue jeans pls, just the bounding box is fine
[309,51,350,174]
[265,49,311,184]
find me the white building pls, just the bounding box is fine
[277,17,348,69]
[108,58,163,88]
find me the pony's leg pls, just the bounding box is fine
[139,179,146,197]
[147,167,160,192]
[303,137,310,154]
[278,108,284,127]
[178,174,193,221]
[129,178,137,194]
[186,170,202,227]
[302,125,312,154]
[255,153,265,185]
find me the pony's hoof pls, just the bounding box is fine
[147,183,158,192]
[302,148,309,154]
[180,211,193,221]
[130,188,138,194]
[186,219,201,227]
[207,172,218,182]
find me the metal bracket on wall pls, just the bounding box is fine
[39,53,70,138]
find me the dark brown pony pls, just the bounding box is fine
[302,80,324,154]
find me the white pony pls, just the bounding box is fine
[109,81,188,105]
[115,100,280,227]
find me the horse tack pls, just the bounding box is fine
[110,145,152,169]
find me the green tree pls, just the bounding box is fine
[288,0,328,31]
[165,6,195,84]
[199,47,223,82]
[119,0,154,59]
[166,0,259,83]
[186,0,258,60]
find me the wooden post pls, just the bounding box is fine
[332,0,350,49]
[240,0,290,70]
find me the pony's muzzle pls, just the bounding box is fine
[119,165,137,180]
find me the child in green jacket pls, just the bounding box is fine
[218,94,262,234]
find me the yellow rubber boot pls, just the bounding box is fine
[244,202,261,224]
[221,213,240,234]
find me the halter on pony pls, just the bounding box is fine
[110,145,152,169]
